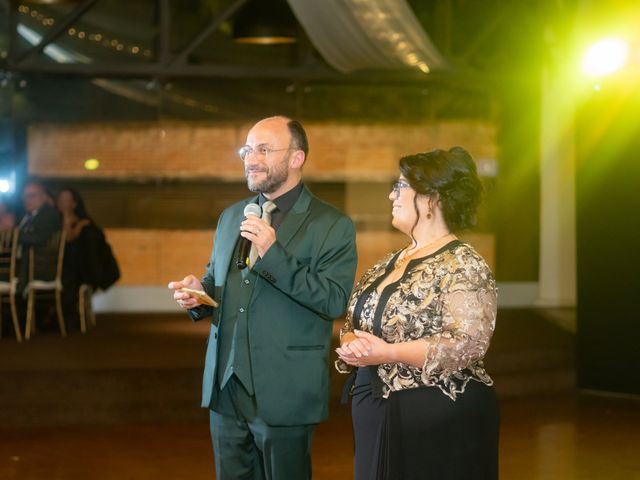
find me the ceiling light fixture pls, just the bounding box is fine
[233,0,298,45]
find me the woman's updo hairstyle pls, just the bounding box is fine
[399,147,483,231]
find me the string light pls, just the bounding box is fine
[350,1,432,73]
[17,3,226,116]
[18,4,147,57]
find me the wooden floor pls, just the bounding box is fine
[1,312,639,479]
[1,393,640,479]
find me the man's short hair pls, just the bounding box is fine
[287,119,309,158]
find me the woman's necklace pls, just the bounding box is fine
[394,233,456,270]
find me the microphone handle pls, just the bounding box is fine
[236,236,251,269]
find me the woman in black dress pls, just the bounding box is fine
[56,188,93,330]
[336,147,499,480]
[56,187,120,330]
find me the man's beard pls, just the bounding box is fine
[246,155,289,194]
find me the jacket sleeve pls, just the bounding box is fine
[256,214,357,321]
[186,215,222,322]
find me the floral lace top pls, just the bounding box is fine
[336,241,497,401]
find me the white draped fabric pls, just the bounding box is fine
[287,0,446,73]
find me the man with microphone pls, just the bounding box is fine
[168,116,357,480]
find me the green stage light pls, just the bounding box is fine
[582,38,629,77]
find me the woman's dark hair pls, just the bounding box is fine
[399,147,483,233]
[58,187,90,220]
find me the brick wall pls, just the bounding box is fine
[106,228,495,287]
[28,121,496,180]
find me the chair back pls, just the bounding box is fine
[28,228,66,283]
[0,228,18,284]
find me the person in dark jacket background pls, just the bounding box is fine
[17,180,62,330]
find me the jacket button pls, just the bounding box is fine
[239,307,245,313]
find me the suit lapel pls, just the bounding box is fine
[216,187,312,282]
[215,197,258,283]
[274,186,312,248]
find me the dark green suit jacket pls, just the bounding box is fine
[190,186,357,426]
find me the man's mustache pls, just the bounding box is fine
[246,167,267,174]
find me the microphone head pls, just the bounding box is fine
[244,203,262,217]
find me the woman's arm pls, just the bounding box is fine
[65,218,90,241]
[338,288,497,370]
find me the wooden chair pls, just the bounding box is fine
[24,229,66,339]
[0,228,22,342]
[78,283,96,333]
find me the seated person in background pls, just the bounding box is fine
[0,200,16,284]
[57,187,90,242]
[17,180,62,331]
[17,180,62,292]
[0,200,16,234]
[56,187,120,329]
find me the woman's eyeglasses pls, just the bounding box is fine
[391,181,411,198]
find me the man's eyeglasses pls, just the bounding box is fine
[391,180,411,198]
[238,144,294,161]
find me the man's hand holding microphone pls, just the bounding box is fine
[169,201,275,308]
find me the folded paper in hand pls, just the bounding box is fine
[179,288,218,307]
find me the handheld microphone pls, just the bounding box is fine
[236,203,262,269]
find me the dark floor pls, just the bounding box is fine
[1,310,639,479]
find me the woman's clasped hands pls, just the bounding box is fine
[336,330,394,367]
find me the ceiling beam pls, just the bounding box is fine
[459,2,512,63]
[166,0,249,68]
[8,60,336,79]
[156,0,171,66]
[5,58,493,91]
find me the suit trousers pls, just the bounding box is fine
[210,375,316,480]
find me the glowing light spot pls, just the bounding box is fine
[405,53,419,65]
[0,179,10,193]
[418,63,430,73]
[582,38,629,77]
[84,158,100,170]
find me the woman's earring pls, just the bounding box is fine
[426,210,432,220]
